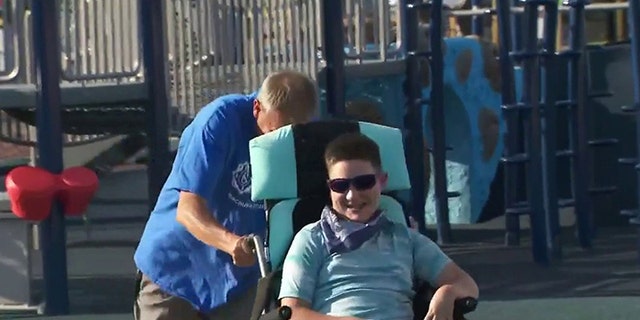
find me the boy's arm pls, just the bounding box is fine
[278,229,361,320]
[431,262,479,300]
[411,230,479,299]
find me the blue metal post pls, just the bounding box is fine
[322,0,346,116]
[511,0,523,52]
[404,0,429,235]
[566,0,593,248]
[496,0,523,246]
[140,0,171,209]
[428,0,453,244]
[521,0,552,265]
[628,0,640,254]
[32,0,70,314]
[471,0,484,36]
[540,0,562,259]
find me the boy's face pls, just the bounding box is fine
[327,159,388,223]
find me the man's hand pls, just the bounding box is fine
[424,285,456,320]
[231,235,257,267]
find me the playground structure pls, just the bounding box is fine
[0,0,639,317]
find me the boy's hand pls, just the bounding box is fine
[424,285,456,320]
[409,216,419,230]
[231,235,256,267]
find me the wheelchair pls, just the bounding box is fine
[247,120,478,320]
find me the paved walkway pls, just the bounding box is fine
[11,297,640,320]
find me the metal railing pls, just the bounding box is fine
[164,0,403,133]
[1,0,403,143]
[59,0,142,81]
[1,0,631,142]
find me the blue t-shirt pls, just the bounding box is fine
[279,220,451,320]
[134,93,266,312]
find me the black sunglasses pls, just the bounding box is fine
[327,174,378,193]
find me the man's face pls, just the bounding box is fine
[327,159,387,223]
[253,100,310,134]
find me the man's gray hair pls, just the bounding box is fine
[256,70,318,120]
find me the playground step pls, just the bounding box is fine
[501,153,529,164]
[588,138,618,147]
[505,198,575,216]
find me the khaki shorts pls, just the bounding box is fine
[133,272,257,320]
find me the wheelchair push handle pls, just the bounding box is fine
[250,234,270,277]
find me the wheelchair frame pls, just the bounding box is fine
[249,234,478,320]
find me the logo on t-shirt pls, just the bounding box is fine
[228,161,262,210]
[231,162,252,194]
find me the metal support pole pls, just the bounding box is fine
[322,0,346,116]
[627,0,640,260]
[496,0,523,246]
[471,0,484,36]
[428,0,453,244]
[512,0,523,52]
[521,0,552,265]
[140,0,171,210]
[540,0,562,260]
[566,0,593,248]
[404,0,429,235]
[32,0,70,315]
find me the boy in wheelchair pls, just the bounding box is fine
[272,132,478,320]
[248,121,478,320]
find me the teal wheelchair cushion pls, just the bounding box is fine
[268,195,408,270]
[250,120,411,202]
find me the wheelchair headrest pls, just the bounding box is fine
[249,120,411,201]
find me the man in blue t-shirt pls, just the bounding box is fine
[133,70,318,320]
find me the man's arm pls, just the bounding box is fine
[176,192,240,254]
[172,112,248,261]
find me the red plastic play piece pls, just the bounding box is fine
[5,166,58,221]
[58,167,99,216]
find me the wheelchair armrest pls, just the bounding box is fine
[257,306,292,320]
[412,281,478,320]
[454,297,478,317]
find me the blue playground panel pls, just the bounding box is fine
[320,37,524,225]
